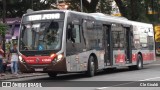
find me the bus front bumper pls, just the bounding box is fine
[19,59,67,73]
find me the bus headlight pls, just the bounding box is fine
[57,54,63,62]
[19,56,25,63]
[54,54,64,62]
[51,53,64,64]
[19,56,22,61]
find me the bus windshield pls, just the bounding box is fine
[19,21,63,51]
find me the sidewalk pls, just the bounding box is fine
[0,72,46,80]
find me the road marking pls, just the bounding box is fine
[96,81,136,90]
[139,77,160,81]
[146,63,160,66]
[96,87,109,90]
[96,77,160,90]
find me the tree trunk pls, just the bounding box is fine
[114,0,128,18]
[82,0,99,13]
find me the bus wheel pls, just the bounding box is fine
[48,72,57,78]
[136,54,143,70]
[86,56,95,77]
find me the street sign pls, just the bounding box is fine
[155,25,160,42]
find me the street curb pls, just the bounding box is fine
[0,73,47,80]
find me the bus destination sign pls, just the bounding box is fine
[23,13,64,22]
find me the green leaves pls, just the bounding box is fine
[65,0,111,13]
[0,0,159,23]
[0,23,7,35]
[115,0,160,23]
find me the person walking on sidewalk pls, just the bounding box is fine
[9,43,19,76]
[0,43,5,77]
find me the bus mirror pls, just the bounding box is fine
[72,28,76,38]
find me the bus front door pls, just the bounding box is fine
[103,25,113,66]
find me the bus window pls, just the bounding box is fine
[73,25,81,43]
[112,24,124,49]
[20,21,63,51]
[67,24,81,43]
[148,36,154,50]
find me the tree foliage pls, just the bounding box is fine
[0,0,57,18]
[0,0,160,23]
[96,0,112,14]
[115,0,160,23]
[66,0,99,12]
[0,23,7,35]
[65,0,112,14]
[0,0,112,18]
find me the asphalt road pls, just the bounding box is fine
[1,57,160,90]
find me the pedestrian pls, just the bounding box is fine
[0,43,5,77]
[9,43,19,76]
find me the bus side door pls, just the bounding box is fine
[103,24,113,66]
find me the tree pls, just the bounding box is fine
[114,0,128,18]
[114,0,146,21]
[66,0,99,12]
[0,23,7,36]
[1,0,160,23]
[96,0,112,14]
[66,0,112,14]
[114,0,160,22]
[0,0,57,18]
[0,23,7,56]
[0,0,111,16]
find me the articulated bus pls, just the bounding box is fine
[18,10,156,77]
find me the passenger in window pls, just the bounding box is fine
[44,22,60,49]
[47,22,58,37]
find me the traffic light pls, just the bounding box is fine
[155,25,160,42]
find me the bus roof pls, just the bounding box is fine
[129,21,153,27]
[24,9,153,27]
[24,9,67,16]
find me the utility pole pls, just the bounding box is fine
[80,0,83,12]
[31,0,33,9]
[100,0,102,13]
[57,0,59,5]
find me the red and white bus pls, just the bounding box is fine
[18,10,156,77]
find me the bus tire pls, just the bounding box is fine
[136,54,143,70]
[86,56,95,77]
[48,72,57,78]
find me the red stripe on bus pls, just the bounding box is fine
[115,54,125,63]
[131,53,154,62]
[115,52,154,63]
[22,55,56,64]
[132,54,137,62]
[142,53,154,61]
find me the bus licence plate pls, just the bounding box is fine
[35,68,43,71]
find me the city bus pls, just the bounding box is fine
[18,10,156,77]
